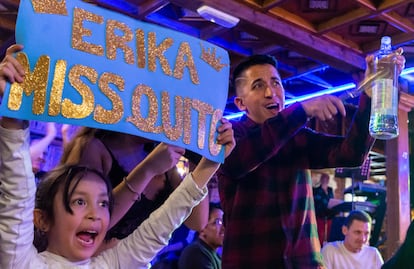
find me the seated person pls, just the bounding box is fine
[178,203,224,269]
[321,210,383,269]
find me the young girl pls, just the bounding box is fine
[0,45,235,268]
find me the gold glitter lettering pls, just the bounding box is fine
[31,0,68,15]
[62,65,96,119]
[127,85,162,133]
[183,97,192,145]
[94,72,124,124]
[161,92,183,141]
[148,32,173,75]
[136,29,146,68]
[8,53,49,115]
[209,109,223,156]
[49,60,67,116]
[106,19,134,64]
[72,8,104,56]
[192,99,214,149]
[173,42,199,84]
[200,45,228,72]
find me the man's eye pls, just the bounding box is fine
[252,81,266,90]
[271,79,281,87]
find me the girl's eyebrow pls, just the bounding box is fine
[72,190,108,198]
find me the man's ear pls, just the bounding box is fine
[341,225,348,236]
[33,209,50,232]
[234,96,246,111]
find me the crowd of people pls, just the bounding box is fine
[0,40,410,269]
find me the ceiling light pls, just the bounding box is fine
[196,5,240,28]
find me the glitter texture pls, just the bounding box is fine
[173,42,199,84]
[192,99,213,149]
[161,92,183,141]
[62,65,96,119]
[106,19,134,64]
[8,53,49,115]
[72,8,104,56]
[31,0,68,15]
[94,72,125,124]
[209,109,223,156]
[127,85,162,133]
[183,97,192,145]
[148,32,173,75]
[136,29,146,68]
[49,59,67,116]
[200,45,228,72]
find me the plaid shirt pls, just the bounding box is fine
[218,93,374,269]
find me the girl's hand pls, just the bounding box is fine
[0,44,25,97]
[216,118,235,158]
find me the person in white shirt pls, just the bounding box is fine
[322,210,383,269]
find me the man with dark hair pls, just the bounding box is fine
[322,210,383,268]
[178,203,224,269]
[217,54,405,268]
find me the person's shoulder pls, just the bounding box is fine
[321,241,342,252]
[364,245,381,254]
[180,241,203,257]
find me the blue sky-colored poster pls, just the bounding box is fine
[0,0,230,162]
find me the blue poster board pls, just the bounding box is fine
[0,0,230,162]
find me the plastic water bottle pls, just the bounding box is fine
[368,36,399,140]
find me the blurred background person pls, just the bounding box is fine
[322,210,383,269]
[313,172,342,246]
[178,203,224,269]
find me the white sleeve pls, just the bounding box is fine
[321,243,334,269]
[96,173,208,269]
[375,248,384,268]
[0,125,37,269]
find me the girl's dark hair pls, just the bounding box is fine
[34,164,114,251]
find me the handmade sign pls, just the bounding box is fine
[0,0,230,162]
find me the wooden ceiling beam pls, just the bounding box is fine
[135,0,169,19]
[170,0,366,71]
[199,24,230,40]
[261,0,286,10]
[267,7,316,32]
[362,32,414,52]
[0,15,17,32]
[317,8,371,34]
[379,11,414,32]
[0,0,19,9]
[322,32,362,52]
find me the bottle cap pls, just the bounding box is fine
[381,36,391,45]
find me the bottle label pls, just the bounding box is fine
[372,79,395,110]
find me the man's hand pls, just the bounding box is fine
[301,94,346,121]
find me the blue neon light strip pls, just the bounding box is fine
[224,83,356,120]
[224,67,414,120]
[401,67,414,77]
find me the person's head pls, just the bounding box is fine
[198,203,224,250]
[30,139,47,173]
[320,173,330,186]
[232,54,285,124]
[342,210,372,253]
[33,164,114,261]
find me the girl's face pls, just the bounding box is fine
[46,172,110,262]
